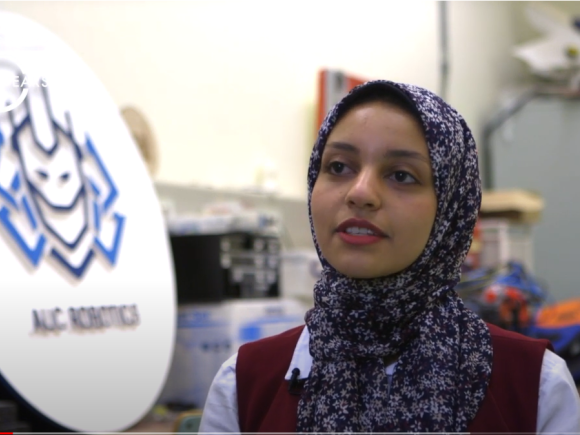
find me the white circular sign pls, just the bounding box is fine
[0,11,176,432]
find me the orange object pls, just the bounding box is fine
[316,69,367,133]
[498,286,530,327]
[483,285,500,303]
[536,298,580,328]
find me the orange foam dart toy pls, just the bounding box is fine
[536,299,580,329]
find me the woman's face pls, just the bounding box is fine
[311,101,438,279]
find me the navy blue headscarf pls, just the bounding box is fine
[297,80,493,432]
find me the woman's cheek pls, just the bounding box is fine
[310,190,331,243]
[396,197,437,235]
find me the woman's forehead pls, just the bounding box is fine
[323,102,431,161]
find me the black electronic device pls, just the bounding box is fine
[0,399,31,432]
[170,232,280,303]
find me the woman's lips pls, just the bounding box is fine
[335,218,387,245]
[337,232,384,245]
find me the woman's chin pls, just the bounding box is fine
[333,262,401,280]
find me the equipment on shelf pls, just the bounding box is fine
[457,261,548,333]
[458,261,580,383]
[170,231,281,303]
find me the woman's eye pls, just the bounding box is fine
[390,171,417,184]
[328,161,350,175]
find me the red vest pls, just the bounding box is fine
[237,323,552,434]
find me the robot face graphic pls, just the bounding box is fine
[15,112,88,248]
[0,76,124,278]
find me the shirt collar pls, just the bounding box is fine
[284,325,312,380]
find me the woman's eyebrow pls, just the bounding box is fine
[326,141,430,164]
[327,141,358,154]
[385,149,430,164]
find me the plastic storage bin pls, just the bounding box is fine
[479,219,534,272]
[280,249,322,302]
[157,298,308,409]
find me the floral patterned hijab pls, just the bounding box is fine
[297,80,493,432]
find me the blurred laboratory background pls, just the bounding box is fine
[1,1,580,432]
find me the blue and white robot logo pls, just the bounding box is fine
[0,68,125,279]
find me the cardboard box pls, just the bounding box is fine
[480,189,544,224]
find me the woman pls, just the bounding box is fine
[199,80,580,433]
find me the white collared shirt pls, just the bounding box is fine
[199,326,580,434]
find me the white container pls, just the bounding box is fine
[280,249,323,302]
[479,219,534,272]
[157,298,308,409]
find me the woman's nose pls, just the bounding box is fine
[345,170,382,210]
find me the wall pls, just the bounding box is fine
[0,1,523,200]
[490,98,580,301]
[512,1,580,45]
[491,1,580,301]
[447,2,525,152]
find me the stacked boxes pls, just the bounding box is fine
[479,219,535,272]
[479,189,543,272]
